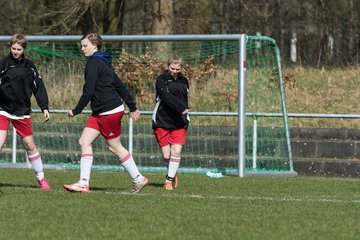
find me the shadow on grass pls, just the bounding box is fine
[148,182,164,188]
[90,186,128,192]
[91,182,164,191]
[0,182,38,189]
[0,182,164,193]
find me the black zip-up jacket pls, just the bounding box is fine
[72,51,137,115]
[152,70,189,129]
[0,53,49,115]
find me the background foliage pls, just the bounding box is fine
[0,0,359,67]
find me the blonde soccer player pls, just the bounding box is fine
[152,53,190,190]
[0,34,50,190]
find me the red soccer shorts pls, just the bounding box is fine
[0,115,33,137]
[154,128,187,147]
[85,111,124,140]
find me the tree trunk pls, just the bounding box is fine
[151,0,173,59]
[107,0,125,34]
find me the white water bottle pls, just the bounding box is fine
[206,171,223,178]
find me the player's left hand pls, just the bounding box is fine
[67,110,74,117]
[182,108,190,115]
[43,109,50,122]
[131,110,141,121]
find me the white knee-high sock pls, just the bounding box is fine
[120,153,142,183]
[79,154,93,185]
[168,156,181,178]
[28,152,44,180]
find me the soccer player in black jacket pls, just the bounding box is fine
[152,53,190,190]
[63,33,148,193]
[0,34,50,190]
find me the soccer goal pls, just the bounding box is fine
[0,34,296,177]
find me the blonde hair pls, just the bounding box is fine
[10,34,27,49]
[81,33,103,51]
[167,53,183,67]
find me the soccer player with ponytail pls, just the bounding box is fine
[0,34,50,190]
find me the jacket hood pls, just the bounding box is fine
[91,51,112,66]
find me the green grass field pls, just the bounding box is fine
[0,168,359,240]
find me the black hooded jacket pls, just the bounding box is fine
[152,70,189,129]
[72,51,137,115]
[0,53,49,115]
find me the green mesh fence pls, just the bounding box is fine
[0,36,292,175]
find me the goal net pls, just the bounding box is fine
[0,35,296,177]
